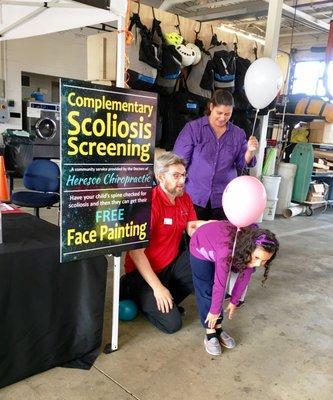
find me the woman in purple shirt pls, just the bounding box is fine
[190,220,279,356]
[173,89,259,220]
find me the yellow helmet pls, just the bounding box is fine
[164,32,183,46]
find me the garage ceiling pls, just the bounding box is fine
[140,0,332,51]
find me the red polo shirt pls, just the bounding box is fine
[124,185,197,274]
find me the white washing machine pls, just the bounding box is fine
[23,100,60,158]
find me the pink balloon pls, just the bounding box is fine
[222,176,267,227]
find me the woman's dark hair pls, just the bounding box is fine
[227,225,279,286]
[206,89,234,115]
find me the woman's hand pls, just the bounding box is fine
[247,135,259,152]
[153,285,173,313]
[205,312,220,329]
[226,303,237,319]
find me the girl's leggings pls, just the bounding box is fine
[190,254,223,328]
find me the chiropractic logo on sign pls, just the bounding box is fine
[60,79,157,262]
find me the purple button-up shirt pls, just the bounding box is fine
[173,116,256,208]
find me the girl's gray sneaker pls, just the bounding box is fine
[204,337,221,356]
[219,330,236,349]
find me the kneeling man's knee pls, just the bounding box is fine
[163,316,182,334]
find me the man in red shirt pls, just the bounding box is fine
[121,152,203,333]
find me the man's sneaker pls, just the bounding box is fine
[204,337,221,356]
[219,330,236,349]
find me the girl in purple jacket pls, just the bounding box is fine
[190,220,279,356]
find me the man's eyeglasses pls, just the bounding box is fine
[166,172,188,180]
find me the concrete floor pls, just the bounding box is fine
[1,201,332,400]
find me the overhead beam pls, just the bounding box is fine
[283,15,329,33]
[297,2,333,12]
[186,4,269,21]
[285,0,333,6]
[185,0,252,12]
[159,0,187,11]
[283,3,330,31]
[263,0,330,33]
[280,30,323,37]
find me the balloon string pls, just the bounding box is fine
[222,227,240,309]
[231,227,240,258]
[239,108,259,177]
[251,108,259,137]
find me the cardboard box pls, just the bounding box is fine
[306,182,329,202]
[309,120,333,144]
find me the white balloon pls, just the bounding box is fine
[244,57,283,109]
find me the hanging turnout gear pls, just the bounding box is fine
[151,17,163,66]
[233,55,252,111]
[186,38,214,99]
[211,43,236,92]
[127,13,161,91]
[139,26,161,70]
[159,75,204,150]
[153,26,183,95]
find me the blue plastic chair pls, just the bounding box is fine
[11,159,60,218]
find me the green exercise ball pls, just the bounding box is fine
[119,299,138,321]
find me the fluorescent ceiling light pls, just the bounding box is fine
[218,24,266,46]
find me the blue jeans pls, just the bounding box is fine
[190,254,223,328]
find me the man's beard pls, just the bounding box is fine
[165,183,184,197]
